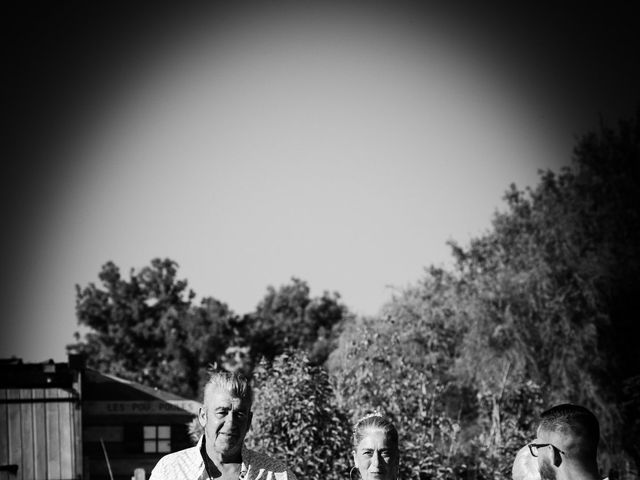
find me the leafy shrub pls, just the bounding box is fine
[328,314,465,480]
[246,351,352,480]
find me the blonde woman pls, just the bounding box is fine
[351,413,399,480]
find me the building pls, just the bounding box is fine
[1,355,200,480]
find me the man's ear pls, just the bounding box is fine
[352,450,357,466]
[198,407,207,428]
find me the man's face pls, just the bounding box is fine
[535,429,561,480]
[512,445,541,480]
[538,457,556,480]
[199,387,252,458]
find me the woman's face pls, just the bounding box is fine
[353,429,398,480]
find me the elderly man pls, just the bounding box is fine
[512,444,541,480]
[150,371,296,480]
[528,403,605,480]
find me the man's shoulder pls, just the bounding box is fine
[149,444,202,479]
[155,445,193,462]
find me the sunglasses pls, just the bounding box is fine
[527,443,566,457]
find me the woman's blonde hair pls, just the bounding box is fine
[352,411,398,451]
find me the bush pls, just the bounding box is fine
[246,350,353,480]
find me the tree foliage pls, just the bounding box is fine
[446,110,640,469]
[246,351,352,480]
[71,258,242,398]
[71,265,348,397]
[328,309,464,479]
[244,278,348,366]
[327,109,640,478]
[69,110,640,479]
[326,273,542,479]
[71,259,196,397]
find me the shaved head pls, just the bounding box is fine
[536,404,599,461]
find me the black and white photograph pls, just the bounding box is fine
[2,1,639,479]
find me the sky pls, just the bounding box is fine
[2,1,639,363]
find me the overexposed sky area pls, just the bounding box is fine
[2,1,639,362]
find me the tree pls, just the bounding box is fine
[245,278,348,366]
[182,296,244,393]
[328,110,640,477]
[246,351,352,480]
[70,258,238,398]
[328,300,466,480]
[71,260,349,399]
[447,109,640,472]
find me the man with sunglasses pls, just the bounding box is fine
[528,404,605,480]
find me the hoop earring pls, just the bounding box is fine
[350,467,359,480]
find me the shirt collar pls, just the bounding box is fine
[198,436,249,480]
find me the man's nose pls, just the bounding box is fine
[225,411,240,427]
[370,453,380,469]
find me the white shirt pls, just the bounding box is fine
[149,436,297,480]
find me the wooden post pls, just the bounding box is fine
[100,439,114,480]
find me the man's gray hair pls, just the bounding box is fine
[202,370,254,406]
